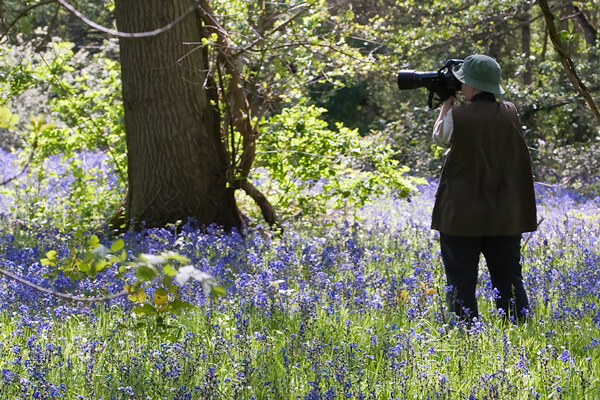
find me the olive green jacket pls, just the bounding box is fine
[431,96,537,236]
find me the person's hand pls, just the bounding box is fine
[438,95,456,119]
[445,95,457,108]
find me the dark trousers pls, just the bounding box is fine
[439,233,529,321]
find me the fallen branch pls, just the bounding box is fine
[0,266,127,303]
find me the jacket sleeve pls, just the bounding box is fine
[432,109,454,148]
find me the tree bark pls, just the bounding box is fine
[113,0,244,231]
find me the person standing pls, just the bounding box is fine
[431,54,537,323]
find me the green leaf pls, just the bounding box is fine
[110,238,124,252]
[210,285,227,301]
[132,304,157,316]
[153,288,168,306]
[89,235,100,247]
[94,259,108,273]
[41,250,57,266]
[109,250,128,264]
[162,274,173,287]
[0,106,19,129]
[163,265,177,277]
[167,285,178,294]
[169,299,194,313]
[135,264,159,281]
[128,288,147,303]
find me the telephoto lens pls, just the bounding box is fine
[397,70,440,91]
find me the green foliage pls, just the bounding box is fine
[2,0,600,230]
[253,105,422,222]
[309,80,385,135]
[325,0,600,187]
[0,36,126,229]
[40,233,226,334]
[1,0,114,47]
[0,106,19,129]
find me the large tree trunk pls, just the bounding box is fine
[113,0,244,231]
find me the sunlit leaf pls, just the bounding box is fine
[132,304,157,316]
[110,238,125,252]
[163,265,177,277]
[211,285,227,301]
[0,106,19,129]
[153,288,168,306]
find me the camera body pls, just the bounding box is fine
[397,59,463,108]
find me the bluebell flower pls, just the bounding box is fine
[558,349,572,364]
[118,385,135,395]
[369,334,378,346]
[323,387,336,400]
[2,368,14,382]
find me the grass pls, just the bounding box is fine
[1,182,600,399]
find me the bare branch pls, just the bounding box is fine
[0,0,57,42]
[231,4,310,57]
[0,161,30,186]
[537,0,600,123]
[1,130,38,187]
[196,0,290,227]
[56,0,197,38]
[0,266,127,303]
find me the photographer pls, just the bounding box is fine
[430,55,537,323]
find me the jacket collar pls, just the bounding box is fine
[471,92,497,103]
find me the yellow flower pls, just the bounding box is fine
[399,289,408,302]
[420,281,437,296]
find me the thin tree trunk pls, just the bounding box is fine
[521,5,532,85]
[564,0,597,47]
[564,0,597,62]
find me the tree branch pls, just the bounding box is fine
[0,266,127,303]
[197,0,281,227]
[231,4,310,58]
[0,153,32,186]
[0,0,56,42]
[237,180,278,227]
[56,0,197,38]
[537,0,600,123]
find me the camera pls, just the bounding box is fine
[397,59,463,109]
